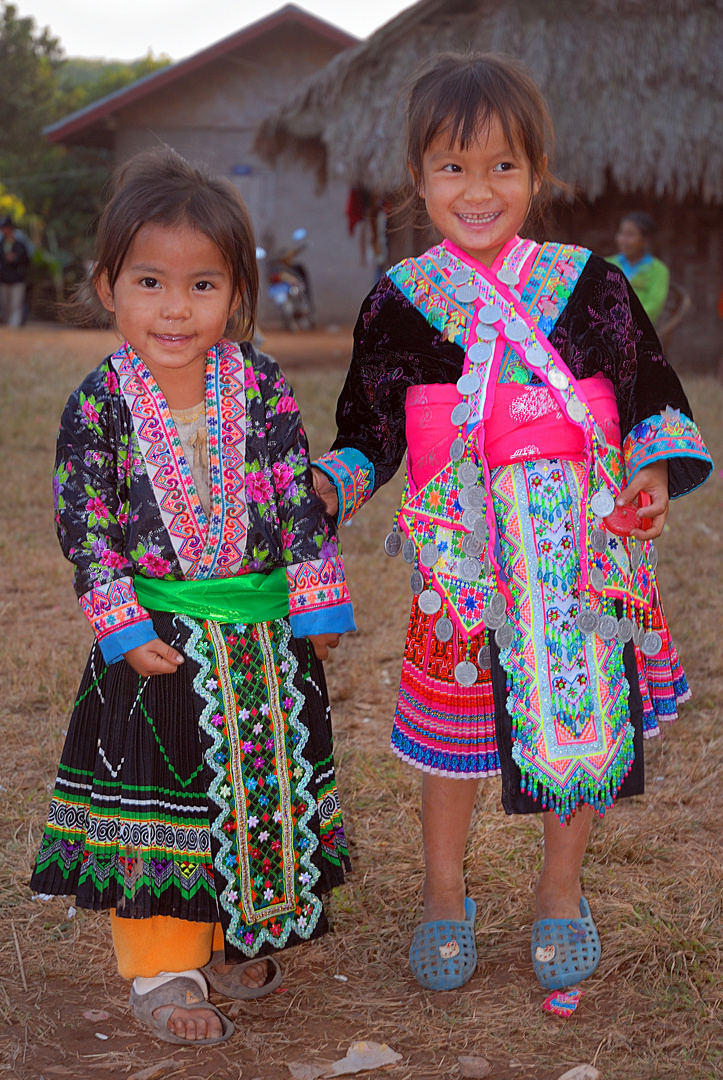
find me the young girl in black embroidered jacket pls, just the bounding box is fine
[31,149,354,1044]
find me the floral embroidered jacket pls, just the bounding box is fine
[317,255,711,524]
[54,339,354,664]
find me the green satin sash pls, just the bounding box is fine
[134,568,289,624]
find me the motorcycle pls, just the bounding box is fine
[256,228,315,332]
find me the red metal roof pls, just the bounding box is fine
[45,4,357,145]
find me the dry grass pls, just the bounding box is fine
[0,326,721,1079]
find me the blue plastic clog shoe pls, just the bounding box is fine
[531,895,601,990]
[408,896,477,991]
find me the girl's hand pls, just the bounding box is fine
[308,633,340,660]
[124,638,185,676]
[311,467,339,517]
[615,460,669,540]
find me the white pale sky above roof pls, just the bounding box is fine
[13,1,417,60]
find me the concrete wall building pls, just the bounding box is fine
[45,5,377,327]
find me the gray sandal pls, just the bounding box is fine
[202,950,283,999]
[129,976,234,1045]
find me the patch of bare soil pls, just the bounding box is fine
[0,327,721,1079]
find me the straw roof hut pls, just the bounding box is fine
[258,0,723,203]
[258,0,723,367]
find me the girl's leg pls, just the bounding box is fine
[536,806,594,920]
[422,774,479,922]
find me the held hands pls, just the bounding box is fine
[311,467,339,517]
[615,460,669,541]
[308,633,340,660]
[124,638,185,676]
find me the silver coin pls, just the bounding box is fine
[505,318,528,343]
[435,616,454,642]
[647,545,659,571]
[474,517,489,542]
[495,623,514,649]
[632,623,645,647]
[465,486,486,510]
[590,489,616,518]
[410,569,425,595]
[525,343,548,368]
[548,368,569,391]
[420,542,439,568]
[455,284,480,305]
[451,402,471,427]
[460,557,481,581]
[594,423,607,445]
[576,609,599,634]
[448,268,469,286]
[478,303,503,324]
[436,251,452,267]
[455,660,479,687]
[597,614,619,640]
[402,538,416,563]
[462,533,484,556]
[450,437,465,462]
[616,616,634,643]
[497,266,519,286]
[462,508,482,531]
[476,324,499,342]
[631,547,642,571]
[457,372,481,396]
[509,287,522,300]
[384,531,402,557]
[483,606,507,630]
[590,567,606,592]
[566,398,587,423]
[458,487,474,511]
[458,461,480,485]
[477,644,492,669]
[488,591,507,617]
[468,340,494,365]
[641,630,663,657]
[590,528,608,553]
[483,551,493,576]
[418,589,442,615]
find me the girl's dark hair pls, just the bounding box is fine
[402,52,564,228]
[69,148,258,338]
[620,210,657,239]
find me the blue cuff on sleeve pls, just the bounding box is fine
[290,603,357,639]
[98,619,157,665]
[313,448,375,526]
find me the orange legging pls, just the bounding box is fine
[109,913,225,980]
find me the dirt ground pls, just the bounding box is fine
[0,325,721,1080]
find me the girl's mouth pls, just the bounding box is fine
[152,333,193,344]
[456,211,502,225]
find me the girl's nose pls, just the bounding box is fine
[160,290,191,320]
[464,172,494,203]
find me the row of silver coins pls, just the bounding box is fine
[576,606,662,655]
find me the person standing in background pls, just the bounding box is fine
[0,216,30,327]
[607,211,670,325]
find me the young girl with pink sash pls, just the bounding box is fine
[312,55,712,993]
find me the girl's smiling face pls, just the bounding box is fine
[419,113,542,267]
[96,221,240,393]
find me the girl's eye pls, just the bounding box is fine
[140,277,159,288]
[194,280,214,292]
[442,163,463,173]
[493,161,517,173]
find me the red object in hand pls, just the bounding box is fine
[602,489,652,536]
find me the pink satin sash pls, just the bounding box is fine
[406,375,621,491]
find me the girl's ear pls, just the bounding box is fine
[228,285,243,320]
[95,270,115,314]
[409,163,424,200]
[532,155,547,198]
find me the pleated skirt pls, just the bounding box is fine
[30,611,350,961]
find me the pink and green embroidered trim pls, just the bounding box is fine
[287,555,355,637]
[624,408,712,490]
[313,447,375,526]
[79,576,155,662]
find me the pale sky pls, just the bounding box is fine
[13,1,418,60]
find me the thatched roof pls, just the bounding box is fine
[257,0,723,203]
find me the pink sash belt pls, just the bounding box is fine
[406,375,621,491]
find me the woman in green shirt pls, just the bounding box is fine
[608,211,670,325]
